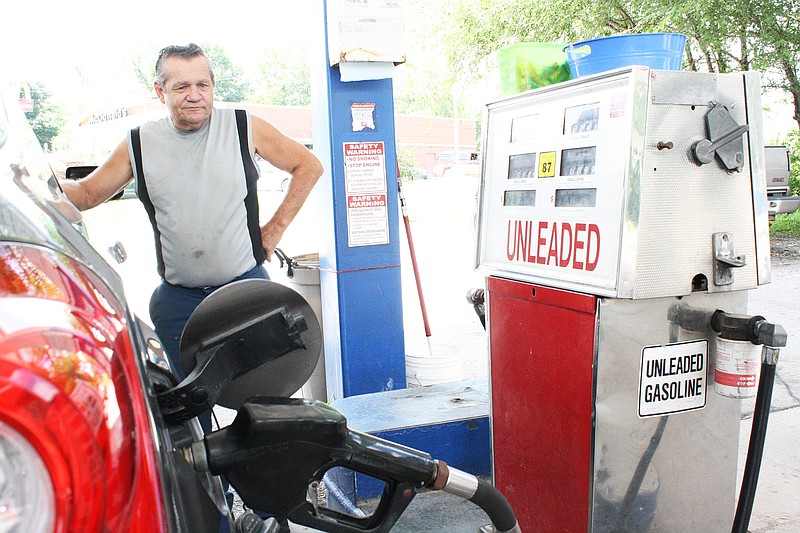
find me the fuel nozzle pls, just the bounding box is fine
[182,397,521,533]
[466,288,486,329]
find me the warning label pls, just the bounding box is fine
[638,340,707,418]
[343,141,389,247]
[343,141,386,194]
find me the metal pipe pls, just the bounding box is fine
[397,164,433,351]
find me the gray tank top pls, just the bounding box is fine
[128,108,262,287]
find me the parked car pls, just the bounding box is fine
[765,145,799,220]
[407,167,431,180]
[0,82,231,533]
[432,151,480,177]
[256,157,290,192]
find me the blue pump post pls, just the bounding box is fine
[310,0,407,400]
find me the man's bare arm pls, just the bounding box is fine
[252,115,324,259]
[60,139,135,211]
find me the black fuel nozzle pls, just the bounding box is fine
[710,311,787,349]
[183,397,521,533]
[466,288,486,329]
[183,397,436,532]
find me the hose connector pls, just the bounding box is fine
[752,320,787,349]
[710,311,787,348]
[182,440,209,472]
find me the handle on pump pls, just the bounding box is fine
[564,44,592,58]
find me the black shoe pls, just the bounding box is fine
[278,517,291,533]
[234,511,268,533]
[234,510,290,533]
[265,516,291,533]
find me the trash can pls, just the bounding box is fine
[275,252,327,401]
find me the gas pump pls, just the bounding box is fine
[475,66,787,532]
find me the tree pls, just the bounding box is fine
[421,0,800,128]
[251,46,311,106]
[131,44,252,103]
[22,82,66,151]
[203,44,252,103]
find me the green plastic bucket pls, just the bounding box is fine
[497,42,572,95]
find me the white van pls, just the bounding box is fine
[765,145,799,220]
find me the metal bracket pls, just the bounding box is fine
[691,102,749,172]
[713,232,746,286]
[107,241,127,264]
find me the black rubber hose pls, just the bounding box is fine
[731,361,776,533]
[469,479,519,533]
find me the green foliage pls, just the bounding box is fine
[203,44,251,103]
[770,210,800,237]
[130,44,252,103]
[393,60,459,118]
[22,82,66,151]
[784,130,800,196]
[131,50,157,94]
[252,46,311,106]
[397,145,420,180]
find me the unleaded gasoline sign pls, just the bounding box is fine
[638,340,707,418]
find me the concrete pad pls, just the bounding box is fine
[739,407,800,532]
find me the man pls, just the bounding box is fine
[62,43,323,379]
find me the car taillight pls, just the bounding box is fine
[0,244,167,532]
[0,419,55,532]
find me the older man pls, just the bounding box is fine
[61,43,323,380]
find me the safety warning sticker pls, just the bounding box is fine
[343,141,389,246]
[638,339,707,418]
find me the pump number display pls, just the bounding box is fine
[638,340,707,417]
[538,151,556,177]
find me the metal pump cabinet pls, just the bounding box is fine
[476,67,770,532]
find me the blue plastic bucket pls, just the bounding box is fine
[564,33,687,78]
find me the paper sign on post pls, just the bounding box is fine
[343,141,389,247]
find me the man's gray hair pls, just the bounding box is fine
[155,43,215,86]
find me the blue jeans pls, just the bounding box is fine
[150,265,270,532]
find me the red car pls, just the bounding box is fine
[0,87,231,531]
[0,88,519,533]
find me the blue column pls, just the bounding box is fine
[311,1,406,400]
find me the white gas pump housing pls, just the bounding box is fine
[476,67,770,298]
[477,67,772,532]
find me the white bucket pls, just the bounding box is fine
[406,344,464,387]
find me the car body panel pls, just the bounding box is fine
[0,85,228,532]
[432,151,480,177]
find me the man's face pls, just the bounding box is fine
[154,56,214,132]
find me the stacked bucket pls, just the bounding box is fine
[497,33,688,96]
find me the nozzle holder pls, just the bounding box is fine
[710,311,787,348]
